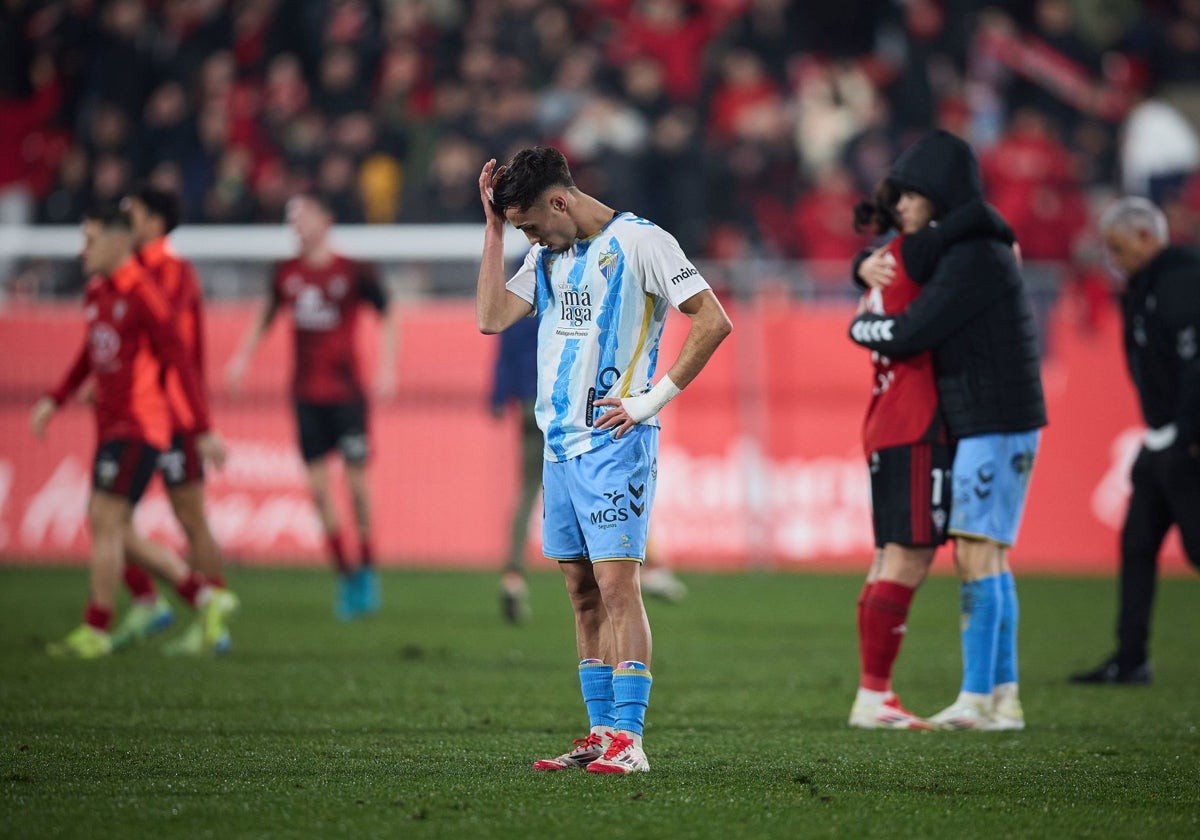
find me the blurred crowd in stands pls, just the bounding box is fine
[3,0,1200,301]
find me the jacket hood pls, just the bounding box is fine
[887,129,983,218]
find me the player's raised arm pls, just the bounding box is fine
[594,289,732,438]
[476,159,534,334]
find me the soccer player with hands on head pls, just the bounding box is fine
[476,147,731,774]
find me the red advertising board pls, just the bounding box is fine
[0,296,1187,574]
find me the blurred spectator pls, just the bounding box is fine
[1004,0,1102,138]
[202,145,256,222]
[315,149,365,223]
[136,82,194,174]
[402,133,482,223]
[793,58,878,178]
[1119,93,1200,203]
[91,152,131,205]
[38,146,90,225]
[719,0,800,84]
[981,107,1089,263]
[605,0,735,103]
[708,49,784,146]
[83,0,157,118]
[640,105,706,253]
[787,164,873,282]
[314,46,371,118]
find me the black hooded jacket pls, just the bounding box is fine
[848,130,1047,438]
[1122,245,1200,446]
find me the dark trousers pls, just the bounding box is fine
[504,401,544,574]
[1117,443,1200,665]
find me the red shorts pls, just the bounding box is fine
[93,439,161,504]
[868,441,953,548]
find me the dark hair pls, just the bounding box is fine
[852,178,900,235]
[126,183,183,233]
[83,202,132,231]
[491,146,575,214]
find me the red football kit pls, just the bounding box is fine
[860,235,946,456]
[49,256,210,450]
[138,236,208,434]
[270,254,387,404]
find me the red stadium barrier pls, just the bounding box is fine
[0,297,1187,574]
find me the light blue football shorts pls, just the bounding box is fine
[542,425,658,563]
[949,429,1041,547]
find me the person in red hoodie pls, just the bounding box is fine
[30,204,233,658]
[101,184,235,654]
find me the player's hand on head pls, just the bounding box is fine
[858,247,896,289]
[29,397,55,439]
[479,159,506,227]
[197,431,228,470]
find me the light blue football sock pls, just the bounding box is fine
[960,576,1002,695]
[994,571,1019,686]
[578,659,616,729]
[612,660,653,736]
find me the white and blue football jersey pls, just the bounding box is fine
[506,212,710,462]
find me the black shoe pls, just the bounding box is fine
[499,574,529,625]
[1069,655,1153,685]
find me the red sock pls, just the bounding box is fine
[208,573,227,589]
[123,564,157,600]
[860,580,915,693]
[359,536,373,569]
[174,571,207,607]
[85,601,113,632]
[856,581,874,660]
[327,531,350,575]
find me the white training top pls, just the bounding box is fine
[506,211,711,462]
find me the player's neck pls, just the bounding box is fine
[300,242,336,268]
[573,194,618,242]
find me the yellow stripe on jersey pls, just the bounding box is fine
[614,293,656,398]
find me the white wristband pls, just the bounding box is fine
[619,374,682,424]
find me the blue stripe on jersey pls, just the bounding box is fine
[544,252,591,458]
[546,337,581,460]
[590,237,626,443]
[534,250,552,316]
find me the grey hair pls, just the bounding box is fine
[1099,196,1168,243]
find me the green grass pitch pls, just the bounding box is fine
[1,566,1197,839]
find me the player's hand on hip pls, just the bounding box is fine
[858,247,896,289]
[29,397,55,438]
[592,397,637,439]
[197,431,228,469]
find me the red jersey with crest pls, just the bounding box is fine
[860,235,946,456]
[270,254,387,404]
[49,256,211,450]
[138,236,208,433]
